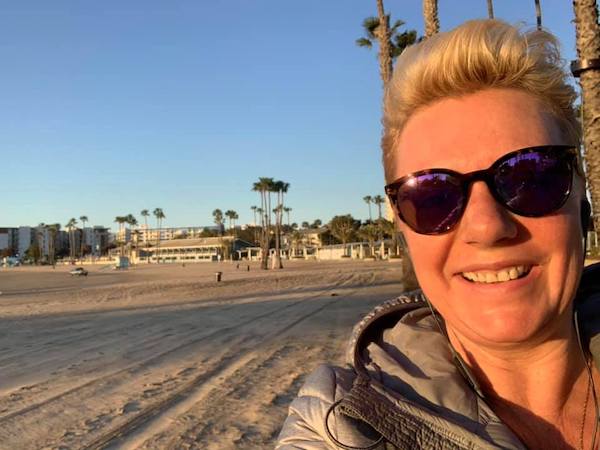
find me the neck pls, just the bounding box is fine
[447,317,593,448]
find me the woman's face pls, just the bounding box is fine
[393,89,584,347]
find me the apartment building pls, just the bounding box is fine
[0,228,17,255]
[131,226,221,244]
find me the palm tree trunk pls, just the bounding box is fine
[260,191,268,270]
[144,217,149,262]
[376,0,393,87]
[273,191,282,269]
[487,0,494,18]
[80,220,86,259]
[423,0,440,38]
[534,0,542,30]
[573,0,600,235]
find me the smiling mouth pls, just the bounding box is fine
[461,265,532,284]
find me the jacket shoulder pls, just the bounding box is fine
[276,364,381,449]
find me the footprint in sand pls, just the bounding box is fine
[119,401,141,415]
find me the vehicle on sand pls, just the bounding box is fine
[69,267,88,276]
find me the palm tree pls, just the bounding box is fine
[271,180,289,269]
[253,177,275,270]
[66,218,78,262]
[114,216,126,256]
[255,207,264,245]
[301,221,310,229]
[573,0,600,234]
[213,209,224,234]
[423,0,440,38]
[534,0,542,30]
[363,195,373,222]
[153,208,165,262]
[140,209,150,262]
[256,208,265,227]
[283,207,292,227]
[358,2,418,288]
[79,215,88,258]
[373,195,385,220]
[36,223,46,264]
[251,206,258,226]
[487,0,494,18]
[356,3,418,87]
[47,223,60,266]
[141,209,150,238]
[125,214,138,258]
[225,210,236,232]
[232,211,239,231]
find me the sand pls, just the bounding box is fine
[0,260,405,449]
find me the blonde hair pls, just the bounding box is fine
[382,19,580,182]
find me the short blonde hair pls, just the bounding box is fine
[382,19,580,182]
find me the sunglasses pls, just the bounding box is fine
[385,145,577,235]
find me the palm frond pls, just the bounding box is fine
[391,30,418,58]
[356,37,373,48]
[389,19,405,33]
[362,16,380,39]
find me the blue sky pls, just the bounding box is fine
[2,1,578,229]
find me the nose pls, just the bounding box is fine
[457,181,518,246]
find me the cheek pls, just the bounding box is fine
[403,229,453,288]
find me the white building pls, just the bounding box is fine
[17,227,33,258]
[0,228,17,255]
[133,237,253,264]
[116,226,222,245]
[82,226,110,256]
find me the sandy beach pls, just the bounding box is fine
[0,260,405,449]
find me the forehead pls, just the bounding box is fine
[392,89,566,178]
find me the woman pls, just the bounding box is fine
[277,20,600,449]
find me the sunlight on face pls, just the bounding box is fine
[393,89,584,348]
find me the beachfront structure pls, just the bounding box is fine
[0,224,111,261]
[0,228,17,255]
[280,227,329,250]
[116,226,222,244]
[132,236,253,263]
[82,227,111,256]
[17,226,33,257]
[115,227,132,245]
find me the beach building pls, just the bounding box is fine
[17,227,33,258]
[133,236,253,263]
[82,227,110,256]
[115,228,132,245]
[117,226,222,245]
[0,228,17,255]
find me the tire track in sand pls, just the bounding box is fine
[79,272,367,450]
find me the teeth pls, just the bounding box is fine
[462,265,530,283]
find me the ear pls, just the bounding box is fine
[581,199,591,238]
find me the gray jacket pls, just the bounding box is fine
[276,263,600,449]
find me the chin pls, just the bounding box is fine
[457,308,563,347]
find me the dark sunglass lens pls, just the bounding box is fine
[494,151,572,216]
[397,173,465,234]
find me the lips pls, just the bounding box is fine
[461,265,532,284]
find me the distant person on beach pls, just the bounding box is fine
[277,19,600,449]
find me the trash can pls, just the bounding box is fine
[215,271,222,282]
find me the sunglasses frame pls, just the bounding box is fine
[385,145,577,235]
